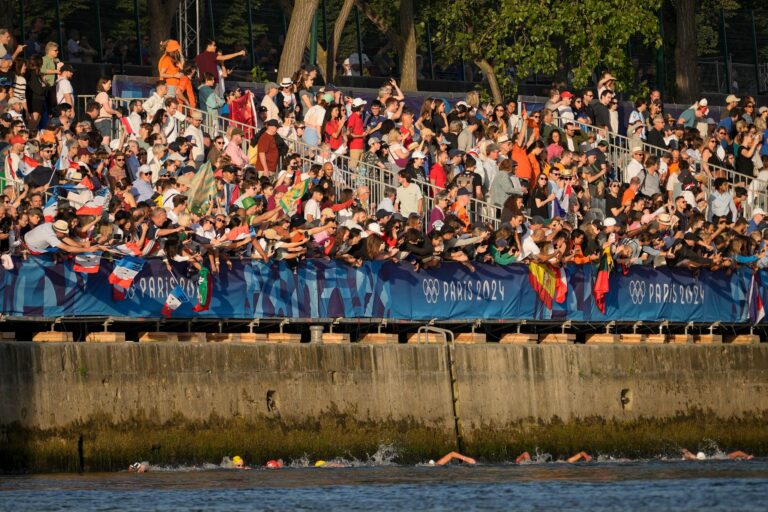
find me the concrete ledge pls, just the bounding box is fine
[322,333,350,344]
[267,333,302,344]
[456,333,487,344]
[669,334,693,345]
[0,332,15,341]
[207,333,267,343]
[407,332,444,344]
[359,333,399,344]
[694,334,723,345]
[177,333,207,343]
[725,334,760,345]
[585,334,619,344]
[539,333,575,344]
[85,332,126,343]
[33,331,73,343]
[138,332,178,343]
[499,333,538,344]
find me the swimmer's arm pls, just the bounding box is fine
[435,452,476,466]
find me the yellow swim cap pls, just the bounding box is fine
[232,456,244,465]
[314,460,326,467]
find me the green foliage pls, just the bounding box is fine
[217,0,267,48]
[435,0,662,96]
[251,66,269,82]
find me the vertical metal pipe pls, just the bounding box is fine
[208,0,215,42]
[750,9,760,93]
[309,13,318,66]
[55,0,63,51]
[247,0,255,68]
[354,6,363,77]
[95,0,103,61]
[656,9,666,96]
[426,19,434,80]
[134,0,141,65]
[720,8,731,94]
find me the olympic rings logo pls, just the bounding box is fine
[628,280,646,304]
[422,279,441,304]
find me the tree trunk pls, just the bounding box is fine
[148,0,181,72]
[326,0,354,83]
[279,0,320,80]
[398,0,417,91]
[475,59,502,104]
[674,0,699,103]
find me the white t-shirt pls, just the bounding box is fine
[304,105,326,128]
[625,159,644,182]
[24,223,62,253]
[304,198,322,221]
[519,231,541,260]
[56,78,73,105]
[396,183,423,217]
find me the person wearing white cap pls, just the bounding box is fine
[677,98,708,129]
[625,146,645,182]
[275,77,300,120]
[747,208,766,235]
[346,98,367,170]
[261,82,280,121]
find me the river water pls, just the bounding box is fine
[1,455,766,511]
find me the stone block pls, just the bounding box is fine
[724,334,760,345]
[177,333,207,343]
[322,333,350,344]
[538,333,575,344]
[0,332,15,341]
[138,332,178,343]
[359,333,399,344]
[645,334,667,344]
[499,333,538,344]
[207,333,267,343]
[85,332,126,343]
[33,331,73,343]
[619,334,646,344]
[455,333,487,344]
[407,332,445,344]
[669,334,693,345]
[268,333,302,344]
[693,334,722,345]
[585,333,619,344]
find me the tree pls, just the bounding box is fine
[325,0,355,82]
[148,0,181,68]
[673,0,700,102]
[435,0,559,103]
[278,0,320,80]
[354,0,418,91]
[217,0,267,48]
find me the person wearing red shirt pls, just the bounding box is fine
[257,120,280,176]
[347,98,367,170]
[429,150,449,193]
[323,103,345,151]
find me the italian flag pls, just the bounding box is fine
[192,267,212,312]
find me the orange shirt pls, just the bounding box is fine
[158,55,181,86]
[512,145,533,181]
[176,75,196,108]
[528,153,541,181]
[621,187,635,206]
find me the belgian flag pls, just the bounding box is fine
[593,246,614,314]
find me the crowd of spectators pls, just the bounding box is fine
[1,32,768,276]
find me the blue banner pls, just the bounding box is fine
[0,256,762,323]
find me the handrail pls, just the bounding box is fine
[551,116,768,216]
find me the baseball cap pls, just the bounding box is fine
[265,119,279,127]
[725,94,740,104]
[411,150,426,159]
[0,113,12,122]
[60,64,74,73]
[457,187,470,197]
[352,98,367,108]
[168,141,181,152]
[560,91,574,99]
[8,97,22,106]
[448,149,464,158]
[603,217,617,227]
[368,137,381,146]
[10,136,25,145]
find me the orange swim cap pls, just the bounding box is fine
[265,460,282,469]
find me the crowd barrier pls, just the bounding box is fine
[0,257,763,324]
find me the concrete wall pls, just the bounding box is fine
[3,342,768,468]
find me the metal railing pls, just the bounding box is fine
[551,116,768,216]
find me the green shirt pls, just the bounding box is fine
[41,56,59,86]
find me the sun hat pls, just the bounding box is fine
[53,219,69,234]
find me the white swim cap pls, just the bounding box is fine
[696,452,706,460]
[428,460,435,466]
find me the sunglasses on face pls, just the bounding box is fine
[115,158,125,162]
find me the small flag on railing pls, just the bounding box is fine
[161,284,190,318]
[73,251,102,274]
[108,255,145,300]
[76,195,107,216]
[120,117,136,135]
[192,267,212,312]
[43,195,58,222]
[748,272,765,324]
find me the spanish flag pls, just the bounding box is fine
[593,246,614,314]
[528,262,558,310]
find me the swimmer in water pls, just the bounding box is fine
[128,462,149,473]
[682,449,754,461]
[314,460,345,468]
[232,455,253,469]
[265,459,283,469]
[566,451,592,463]
[515,452,531,463]
[430,452,477,466]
